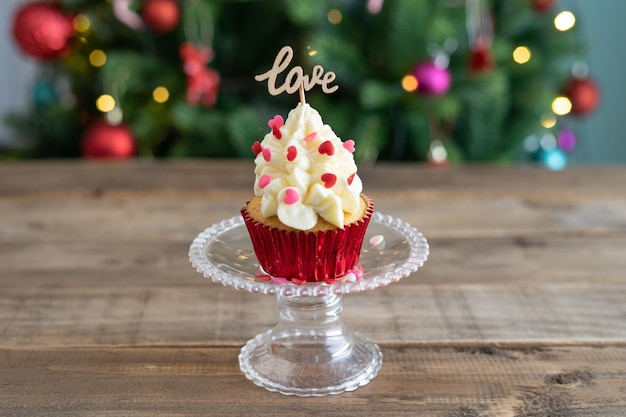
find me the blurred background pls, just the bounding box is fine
[0,0,624,167]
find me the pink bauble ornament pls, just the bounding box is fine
[413,60,452,96]
[82,121,136,159]
[141,0,180,33]
[12,1,75,60]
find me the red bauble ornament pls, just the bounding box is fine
[413,60,452,96]
[564,77,600,116]
[82,121,136,159]
[141,0,180,33]
[12,1,75,60]
[530,0,557,12]
[468,44,495,73]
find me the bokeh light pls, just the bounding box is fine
[557,129,577,152]
[328,9,342,25]
[429,141,448,164]
[540,132,557,150]
[96,94,115,112]
[542,148,567,171]
[540,113,557,129]
[512,46,531,64]
[552,96,573,116]
[152,86,170,103]
[554,11,576,31]
[401,75,418,92]
[89,50,106,67]
[73,14,90,32]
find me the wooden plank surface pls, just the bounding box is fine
[1,161,625,416]
[1,283,626,348]
[1,346,625,416]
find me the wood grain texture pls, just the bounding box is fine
[1,346,625,416]
[1,161,625,415]
[1,283,625,348]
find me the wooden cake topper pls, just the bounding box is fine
[255,46,339,104]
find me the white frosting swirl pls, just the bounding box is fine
[253,103,363,230]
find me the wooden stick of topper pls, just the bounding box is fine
[299,84,306,104]
[255,46,338,105]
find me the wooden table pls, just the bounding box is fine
[1,161,625,416]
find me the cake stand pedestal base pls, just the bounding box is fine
[190,212,429,396]
[239,293,382,396]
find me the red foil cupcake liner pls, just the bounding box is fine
[241,197,374,284]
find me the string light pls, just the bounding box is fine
[429,140,448,164]
[89,50,107,67]
[539,132,557,150]
[107,107,123,124]
[96,94,116,113]
[524,135,540,153]
[401,75,418,92]
[512,46,531,64]
[554,11,576,31]
[73,14,90,32]
[152,86,170,103]
[540,113,557,129]
[327,9,342,25]
[542,148,567,171]
[552,96,572,116]
[307,46,318,57]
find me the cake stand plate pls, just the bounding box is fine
[189,212,429,396]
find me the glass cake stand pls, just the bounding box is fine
[188,212,429,396]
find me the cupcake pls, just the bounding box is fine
[241,102,373,284]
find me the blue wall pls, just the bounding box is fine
[568,0,626,163]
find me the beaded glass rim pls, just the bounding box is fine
[188,212,429,297]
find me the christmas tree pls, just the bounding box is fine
[5,0,599,168]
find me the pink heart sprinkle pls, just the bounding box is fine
[347,173,356,185]
[251,141,262,156]
[343,139,356,153]
[268,115,284,129]
[318,141,335,156]
[255,273,271,281]
[271,276,287,284]
[284,188,299,205]
[353,267,364,279]
[303,132,317,141]
[268,115,283,139]
[262,147,271,162]
[287,146,297,161]
[321,173,337,188]
[258,174,271,188]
